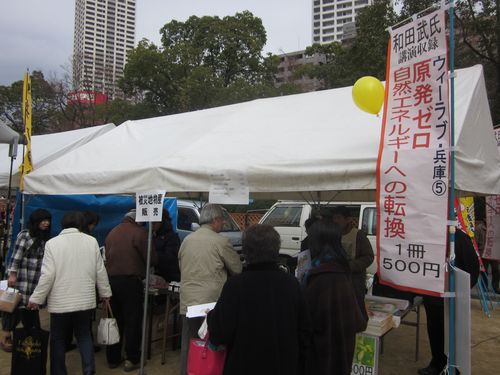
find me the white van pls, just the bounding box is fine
[258,201,377,273]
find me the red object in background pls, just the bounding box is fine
[68,91,108,105]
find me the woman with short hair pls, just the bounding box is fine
[207,224,311,375]
[303,220,367,375]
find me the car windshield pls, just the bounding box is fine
[221,210,240,232]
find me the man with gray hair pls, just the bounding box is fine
[178,203,242,375]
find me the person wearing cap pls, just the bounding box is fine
[104,209,158,372]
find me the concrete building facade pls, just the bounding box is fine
[275,50,326,92]
[73,0,136,99]
[312,0,373,44]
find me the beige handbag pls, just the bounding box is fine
[0,288,22,313]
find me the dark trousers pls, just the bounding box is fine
[50,309,95,375]
[106,276,143,365]
[423,297,447,371]
[180,316,204,375]
[1,308,40,331]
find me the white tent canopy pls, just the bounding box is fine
[0,124,115,189]
[24,65,500,200]
[0,124,20,145]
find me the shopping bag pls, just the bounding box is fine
[0,288,22,313]
[187,335,226,375]
[97,301,120,345]
[11,327,49,375]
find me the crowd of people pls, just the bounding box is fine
[0,202,495,375]
[0,206,179,374]
[180,204,371,375]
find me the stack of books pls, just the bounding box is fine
[364,309,394,336]
[363,298,400,336]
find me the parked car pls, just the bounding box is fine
[176,200,243,251]
[258,201,376,273]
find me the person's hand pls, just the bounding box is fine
[101,297,110,304]
[27,302,39,310]
[7,273,16,288]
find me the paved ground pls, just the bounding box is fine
[1,298,499,374]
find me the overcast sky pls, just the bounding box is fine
[0,0,312,85]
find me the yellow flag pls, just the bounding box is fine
[459,197,475,239]
[19,71,33,190]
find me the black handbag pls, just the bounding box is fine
[11,327,49,375]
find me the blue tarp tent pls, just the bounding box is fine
[7,192,177,262]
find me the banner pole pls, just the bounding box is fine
[448,1,457,373]
[139,221,153,375]
[2,153,15,263]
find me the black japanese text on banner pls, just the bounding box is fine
[136,191,166,222]
[377,9,450,296]
[484,128,500,260]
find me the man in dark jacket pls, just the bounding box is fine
[207,225,311,375]
[332,206,374,320]
[104,209,157,372]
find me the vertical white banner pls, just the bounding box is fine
[377,10,450,295]
[484,128,500,260]
[136,191,165,222]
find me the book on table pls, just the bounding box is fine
[364,307,394,336]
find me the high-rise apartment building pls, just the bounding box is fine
[312,0,373,44]
[73,0,136,99]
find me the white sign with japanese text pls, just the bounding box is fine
[209,171,249,205]
[377,9,449,295]
[136,191,165,222]
[484,128,500,260]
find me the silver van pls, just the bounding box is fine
[176,200,243,251]
[258,201,377,273]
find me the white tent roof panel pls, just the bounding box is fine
[0,124,115,188]
[23,65,500,199]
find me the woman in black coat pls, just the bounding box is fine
[153,210,181,282]
[303,220,367,375]
[207,225,311,375]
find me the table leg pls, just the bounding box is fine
[161,296,171,365]
[147,296,154,360]
[415,304,420,361]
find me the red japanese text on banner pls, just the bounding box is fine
[377,9,450,296]
[484,128,500,260]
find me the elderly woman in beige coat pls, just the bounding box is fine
[178,203,242,375]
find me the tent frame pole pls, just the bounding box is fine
[447,1,457,374]
[139,221,153,375]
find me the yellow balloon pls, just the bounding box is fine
[352,76,385,115]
